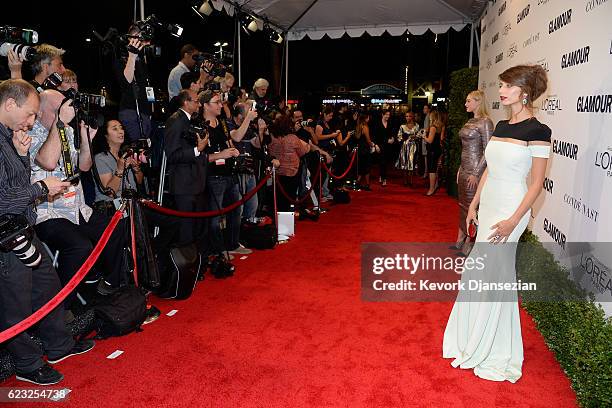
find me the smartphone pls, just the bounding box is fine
[252,100,257,110]
[62,173,80,185]
[468,220,478,239]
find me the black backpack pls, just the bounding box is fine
[156,243,202,300]
[91,285,147,339]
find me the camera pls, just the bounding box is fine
[119,139,151,163]
[185,117,210,145]
[209,254,235,279]
[124,14,183,46]
[41,72,63,90]
[228,153,255,175]
[0,214,42,267]
[194,53,227,77]
[0,42,37,61]
[300,119,316,128]
[0,26,38,44]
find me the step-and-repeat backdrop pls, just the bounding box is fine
[478,0,612,314]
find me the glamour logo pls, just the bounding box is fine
[503,21,512,36]
[481,81,487,89]
[498,1,507,15]
[579,253,612,296]
[561,46,590,69]
[543,218,566,250]
[576,95,612,113]
[491,101,501,110]
[563,193,599,222]
[549,9,572,34]
[538,0,550,5]
[586,0,609,13]
[492,32,500,44]
[507,43,518,59]
[517,4,530,24]
[495,52,504,63]
[542,95,562,115]
[523,32,540,48]
[543,177,553,194]
[594,149,612,177]
[553,140,578,160]
[487,58,493,69]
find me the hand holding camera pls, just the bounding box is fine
[127,37,145,55]
[196,132,209,152]
[7,49,24,76]
[42,176,71,196]
[58,99,75,124]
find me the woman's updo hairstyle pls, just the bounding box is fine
[499,64,548,107]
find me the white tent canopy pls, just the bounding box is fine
[210,0,486,40]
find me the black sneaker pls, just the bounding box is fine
[47,339,95,364]
[16,364,63,385]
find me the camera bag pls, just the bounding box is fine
[332,189,351,204]
[240,224,277,250]
[156,243,202,300]
[91,285,147,339]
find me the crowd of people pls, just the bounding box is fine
[0,16,551,387]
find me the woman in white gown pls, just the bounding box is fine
[443,65,551,383]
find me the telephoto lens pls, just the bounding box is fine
[0,42,38,61]
[12,238,42,267]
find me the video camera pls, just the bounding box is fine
[0,25,39,62]
[123,14,183,48]
[193,52,227,77]
[40,78,106,129]
[228,154,255,175]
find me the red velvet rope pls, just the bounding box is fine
[275,161,322,205]
[322,149,357,180]
[0,209,124,344]
[140,172,271,218]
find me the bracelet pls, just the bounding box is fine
[38,180,49,196]
[114,170,124,177]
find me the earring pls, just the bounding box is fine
[522,94,528,105]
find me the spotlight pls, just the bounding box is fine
[264,25,283,44]
[239,13,259,33]
[198,0,214,16]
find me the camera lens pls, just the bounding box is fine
[13,239,42,267]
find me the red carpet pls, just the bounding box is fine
[5,178,577,407]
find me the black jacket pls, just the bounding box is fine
[163,110,207,195]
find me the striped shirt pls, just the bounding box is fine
[0,123,44,225]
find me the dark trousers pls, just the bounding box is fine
[173,193,207,250]
[207,176,241,254]
[35,212,128,293]
[277,174,300,212]
[0,237,74,374]
[118,109,152,142]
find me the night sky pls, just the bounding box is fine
[2,0,475,107]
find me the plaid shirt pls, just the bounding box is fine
[28,120,92,225]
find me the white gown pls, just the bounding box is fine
[442,139,550,383]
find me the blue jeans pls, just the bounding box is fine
[239,174,258,220]
[119,109,152,142]
[207,176,241,253]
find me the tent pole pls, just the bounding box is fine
[474,23,480,61]
[238,16,242,87]
[468,23,474,68]
[285,39,289,104]
[139,0,145,20]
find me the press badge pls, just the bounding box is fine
[63,186,77,207]
[145,86,155,102]
[214,151,225,166]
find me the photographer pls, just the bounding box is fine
[252,114,331,212]
[163,89,208,246]
[291,109,318,199]
[227,102,259,224]
[167,44,199,100]
[315,106,341,201]
[92,120,144,207]
[113,25,152,142]
[57,69,78,92]
[167,71,202,115]
[28,89,128,298]
[0,79,93,386]
[28,44,66,91]
[199,90,249,258]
